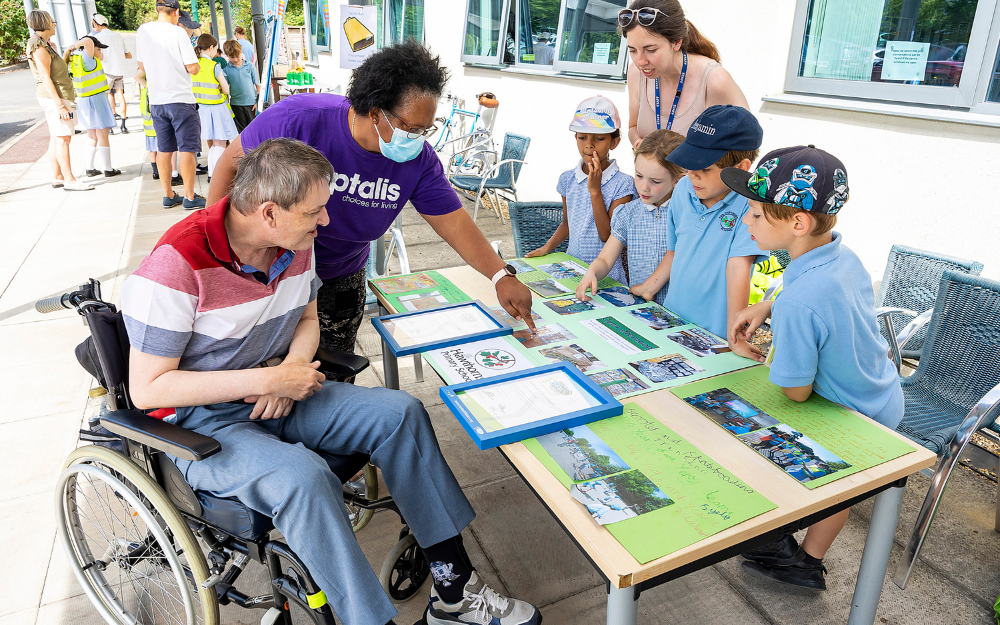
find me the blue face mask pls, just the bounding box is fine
[375,110,425,163]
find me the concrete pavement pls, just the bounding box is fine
[0,93,997,625]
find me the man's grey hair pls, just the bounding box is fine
[230,138,334,216]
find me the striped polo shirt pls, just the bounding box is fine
[121,197,322,372]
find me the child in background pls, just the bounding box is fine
[576,129,685,303]
[222,39,260,133]
[630,105,765,350]
[193,34,238,183]
[135,69,180,186]
[527,96,634,284]
[726,146,902,590]
[66,36,120,178]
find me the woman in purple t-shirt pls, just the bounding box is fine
[208,43,534,352]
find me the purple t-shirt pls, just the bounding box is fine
[241,93,462,280]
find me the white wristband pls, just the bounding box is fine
[491,267,510,286]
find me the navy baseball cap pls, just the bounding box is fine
[156,0,181,8]
[721,145,849,215]
[667,105,763,171]
[177,9,199,29]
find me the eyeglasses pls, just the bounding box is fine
[384,109,437,140]
[617,7,669,28]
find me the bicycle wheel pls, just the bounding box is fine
[56,445,219,625]
[344,462,379,533]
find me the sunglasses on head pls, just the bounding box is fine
[617,7,668,28]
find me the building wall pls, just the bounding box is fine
[308,0,1000,281]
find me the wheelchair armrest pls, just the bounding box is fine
[315,348,370,379]
[101,409,222,462]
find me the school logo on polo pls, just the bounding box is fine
[719,212,738,231]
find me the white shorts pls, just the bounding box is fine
[38,97,76,137]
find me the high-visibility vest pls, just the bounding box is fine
[70,53,109,98]
[139,85,155,138]
[192,57,226,105]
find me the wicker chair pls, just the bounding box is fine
[508,201,568,258]
[450,133,531,224]
[875,244,984,362]
[891,270,1000,589]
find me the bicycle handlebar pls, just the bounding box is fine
[35,293,71,314]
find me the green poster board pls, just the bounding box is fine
[671,367,916,489]
[371,270,471,312]
[524,402,777,564]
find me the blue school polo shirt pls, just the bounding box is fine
[664,176,764,338]
[769,233,904,428]
[557,159,635,284]
[609,197,671,305]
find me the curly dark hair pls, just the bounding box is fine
[347,41,450,115]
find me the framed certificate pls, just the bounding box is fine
[372,300,513,357]
[440,363,623,449]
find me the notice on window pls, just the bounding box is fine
[340,5,377,69]
[593,42,611,64]
[882,41,930,82]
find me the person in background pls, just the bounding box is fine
[26,10,91,191]
[533,32,554,65]
[136,68,181,186]
[194,34,238,183]
[234,25,256,65]
[136,0,206,209]
[526,95,634,284]
[620,0,748,146]
[222,39,260,132]
[90,13,131,134]
[65,36,120,178]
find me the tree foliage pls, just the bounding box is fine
[0,0,30,66]
[96,0,128,30]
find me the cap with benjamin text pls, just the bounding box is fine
[667,105,763,171]
[721,145,849,215]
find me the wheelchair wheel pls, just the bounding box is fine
[56,445,219,625]
[378,533,430,603]
[345,462,379,533]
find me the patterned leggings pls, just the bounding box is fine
[316,268,367,354]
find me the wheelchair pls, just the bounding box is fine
[44,279,431,624]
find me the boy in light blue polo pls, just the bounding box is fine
[724,145,902,592]
[630,105,766,349]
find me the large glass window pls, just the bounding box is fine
[307,0,330,52]
[988,45,1000,101]
[516,0,560,66]
[462,0,509,64]
[375,0,425,47]
[786,0,999,109]
[553,0,628,76]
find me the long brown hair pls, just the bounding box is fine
[620,0,721,64]
[634,129,686,183]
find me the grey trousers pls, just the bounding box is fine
[172,382,476,625]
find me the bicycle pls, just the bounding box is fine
[433,92,500,177]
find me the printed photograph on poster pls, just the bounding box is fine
[538,343,606,372]
[507,259,536,274]
[738,424,852,485]
[587,368,650,397]
[536,425,630,481]
[399,290,448,311]
[428,337,533,383]
[526,278,574,298]
[489,306,542,328]
[596,286,645,308]
[538,262,586,280]
[629,353,705,383]
[512,324,576,348]
[628,304,685,330]
[683,388,780,435]
[544,298,604,315]
[373,273,438,294]
[571,470,674,525]
[666,328,731,357]
[339,5,377,69]
[580,317,658,354]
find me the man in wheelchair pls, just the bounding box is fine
[120,138,541,625]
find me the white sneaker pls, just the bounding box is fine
[426,572,541,625]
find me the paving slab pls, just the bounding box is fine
[0,609,37,625]
[0,491,57,617]
[425,402,516,489]
[0,411,82,502]
[0,358,90,424]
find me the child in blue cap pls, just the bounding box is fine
[629,105,766,351]
[724,145,903,590]
[527,96,635,283]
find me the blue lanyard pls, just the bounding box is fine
[654,51,688,131]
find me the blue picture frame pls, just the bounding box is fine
[440,362,623,449]
[371,300,513,357]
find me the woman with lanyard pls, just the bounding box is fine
[621,0,749,146]
[207,42,536,353]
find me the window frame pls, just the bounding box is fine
[460,0,512,65]
[551,0,628,77]
[783,0,1000,110]
[511,0,557,70]
[305,0,331,53]
[375,0,426,48]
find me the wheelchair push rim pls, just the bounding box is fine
[57,445,219,625]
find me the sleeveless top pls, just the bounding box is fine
[636,60,719,139]
[26,35,74,102]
